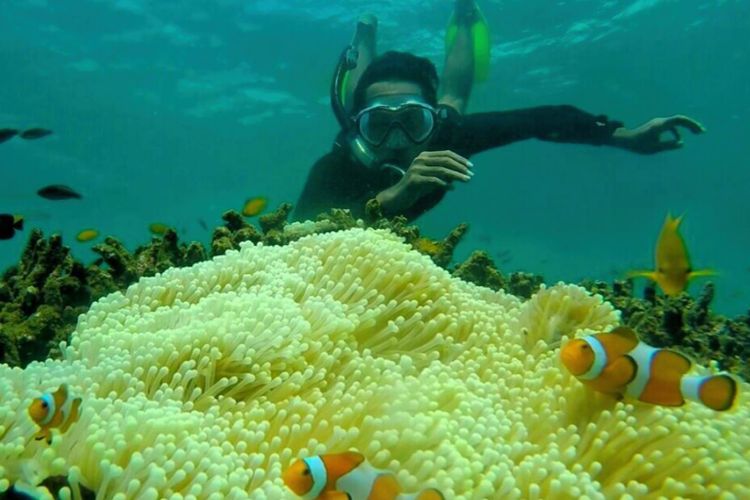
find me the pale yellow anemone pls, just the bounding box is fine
[0,228,747,499]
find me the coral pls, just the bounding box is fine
[0,205,359,368]
[581,278,750,380]
[449,252,545,300]
[506,271,544,299]
[451,250,505,291]
[0,228,215,368]
[0,231,96,367]
[1,228,748,498]
[92,229,208,289]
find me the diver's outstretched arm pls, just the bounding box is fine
[440,0,480,114]
[343,14,378,114]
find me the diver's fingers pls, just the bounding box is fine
[417,154,472,175]
[666,127,682,142]
[418,165,471,182]
[420,150,473,169]
[664,115,706,134]
[419,176,450,188]
[659,139,684,151]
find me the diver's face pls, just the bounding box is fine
[362,81,429,164]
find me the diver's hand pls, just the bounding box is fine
[611,115,706,154]
[376,150,473,214]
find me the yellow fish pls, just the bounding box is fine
[28,383,82,444]
[242,196,267,217]
[75,228,99,242]
[629,213,714,296]
[149,222,170,235]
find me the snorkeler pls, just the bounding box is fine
[335,0,488,122]
[294,10,704,222]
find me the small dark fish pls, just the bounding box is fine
[0,214,24,240]
[0,128,19,144]
[20,128,53,140]
[198,218,208,231]
[477,233,492,244]
[37,185,82,200]
[495,249,511,259]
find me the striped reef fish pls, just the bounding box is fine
[283,451,444,500]
[560,326,738,411]
[27,383,82,444]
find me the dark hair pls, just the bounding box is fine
[352,51,439,114]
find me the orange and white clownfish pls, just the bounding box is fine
[27,383,82,444]
[282,451,444,500]
[560,326,738,411]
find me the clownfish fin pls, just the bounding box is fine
[683,374,738,411]
[318,491,351,500]
[603,355,638,389]
[34,428,52,444]
[597,326,640,358]
[416,488,446,500]
[608,326,639,343]
[371,473,401,498]
[658,348,692,375]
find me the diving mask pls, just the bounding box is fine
[353,96,437,147]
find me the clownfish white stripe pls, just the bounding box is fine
[624,342,659,398]
[580,336,607,380]
[60,391,74,423]
[302,456,327,500]
[337,461,379,500]
[40,393,56,425]
[680,376,704,404]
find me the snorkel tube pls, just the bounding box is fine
[330,44,383,170]
[329,43,408,179]
[330,45,359,130]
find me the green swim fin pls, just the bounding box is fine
[445,4,491,82]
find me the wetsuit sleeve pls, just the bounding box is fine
[293,150,353,222]
[443,105,625,157]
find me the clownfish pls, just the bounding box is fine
[28,383,82,444]
[283,451,444,500]
[628,213,714,296]
[561,326,738,411]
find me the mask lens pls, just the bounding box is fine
[399,106,434,142]
[358,108,392,145]
[357,103,435,146]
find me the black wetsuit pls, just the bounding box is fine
[294,105,623,221]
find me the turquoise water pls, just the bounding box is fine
[1,0,748,314]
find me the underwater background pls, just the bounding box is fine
[1,0,748,314]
